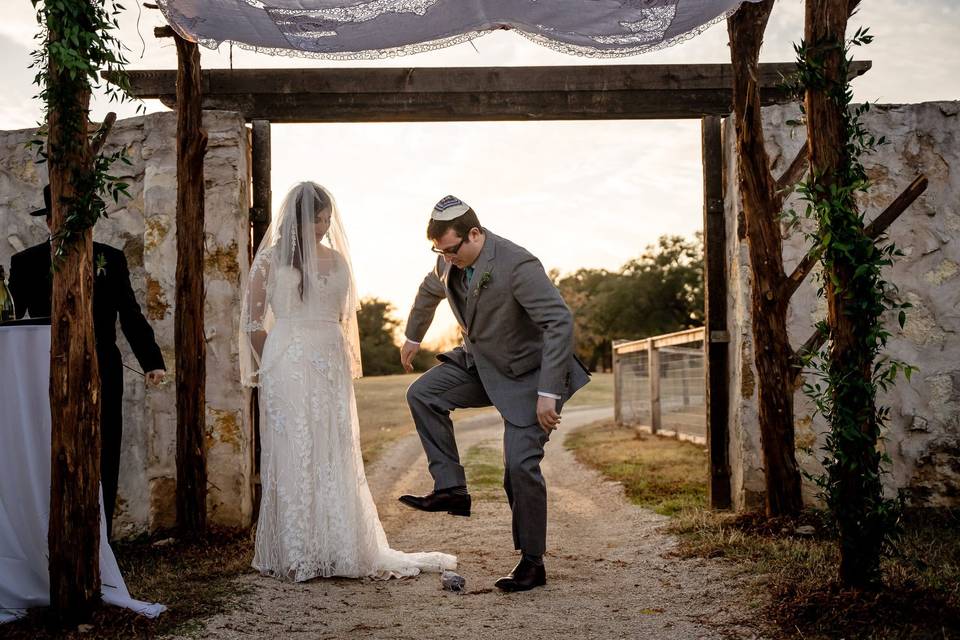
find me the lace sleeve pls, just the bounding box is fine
[338,251,363,380]
[240,247,274,387]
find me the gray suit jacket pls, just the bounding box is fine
[405,230,590,426]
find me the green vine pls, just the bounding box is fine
[786,26,914,585]
[29,0,139,261]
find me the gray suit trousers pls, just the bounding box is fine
[406,360,552,557]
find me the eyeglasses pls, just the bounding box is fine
[431,237,467,256]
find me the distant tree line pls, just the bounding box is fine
[357,234,703,376]
[553,234,704,371]
[357,298,440,376]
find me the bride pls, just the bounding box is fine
[240,182,456,582]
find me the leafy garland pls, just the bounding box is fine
[29,0,138,261]
[786,26,913,584]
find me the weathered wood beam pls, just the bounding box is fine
[702,115,731,510]
[250,120,271,252]
[172,31,208,537]
[784,175,928,300]
[103,62,870,122]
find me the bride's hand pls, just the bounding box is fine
[401,340,420,373]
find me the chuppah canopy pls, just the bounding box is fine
[156,0,761,59]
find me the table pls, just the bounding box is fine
[0,324,165,622]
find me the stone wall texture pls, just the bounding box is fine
[724,101,960,510]
[0,110,253,536]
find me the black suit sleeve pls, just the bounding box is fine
[113,251,165,372]
[8,251,29,319]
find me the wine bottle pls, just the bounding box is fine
[0,265,15,322]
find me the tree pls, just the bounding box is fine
[555,235,704,371]
[727,0,805,516]
[357,298,404,376]
[32,0,132,617]
[801,0,908,588]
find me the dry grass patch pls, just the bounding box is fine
[564,418,960,638]
[564,419,707,515]
[670,507,960,639]
[3,528,254,639]
[354,373,496,464]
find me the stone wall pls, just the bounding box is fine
[724,101,960,510]
[0,111,253,536]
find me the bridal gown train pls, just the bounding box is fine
[248,249,456,582]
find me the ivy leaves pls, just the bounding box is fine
[30,0,139,258]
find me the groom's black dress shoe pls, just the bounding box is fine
[398,489,471,517]
[494,558,547,592]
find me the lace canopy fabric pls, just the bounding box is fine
[157,0,759,59]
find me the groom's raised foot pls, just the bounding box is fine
[494,557,546,592]
[398,488,471,517]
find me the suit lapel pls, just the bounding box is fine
[464,232,496,332]
[440,260,469,329]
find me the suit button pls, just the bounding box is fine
[469,337,476,344]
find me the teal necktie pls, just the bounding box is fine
[464,266,475,286]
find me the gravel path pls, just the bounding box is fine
[176,407,765,639]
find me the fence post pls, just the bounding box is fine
[649,340,661,434]
[612,340,624,425]
[702,115,732,509]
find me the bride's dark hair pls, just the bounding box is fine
[292,183,332,300]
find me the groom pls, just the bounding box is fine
[399,195,590,592]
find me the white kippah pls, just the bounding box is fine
[431,195,471,221]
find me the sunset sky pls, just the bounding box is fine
[1,1,956,344]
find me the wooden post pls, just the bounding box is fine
[173,31,208,536]
[702,116,732,509]
[251,120,272,251]
[612,340,623,425]
[47,20,101,614]
[649,341,661,434]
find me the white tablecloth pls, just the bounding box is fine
[0,325,165,622]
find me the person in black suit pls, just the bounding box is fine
[9,185,166,539]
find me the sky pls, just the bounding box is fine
[1,1,957,346]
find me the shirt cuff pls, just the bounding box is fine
[537,391,561,400]
[404,338,421,346]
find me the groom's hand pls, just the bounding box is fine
[537,396,561,433]
[401,340,420,373]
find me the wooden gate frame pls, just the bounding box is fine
[115,61,871,510]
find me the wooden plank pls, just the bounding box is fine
[115,62,871,96]
[651,327,706,348]
[702,115,732,510]
[106,62,870,123]
[251,120,271,251]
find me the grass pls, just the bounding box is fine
[563,371,613,409]
[354,371,612,464]
[462,442,507,501]
[564,418,707,515]
[670,508,960,639]
[3,529,255,639]
[565,418,960,640]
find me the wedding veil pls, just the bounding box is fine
[239,181,362,385]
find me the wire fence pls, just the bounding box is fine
[613,327,706,444]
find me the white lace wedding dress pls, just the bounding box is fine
[248,248,456,582]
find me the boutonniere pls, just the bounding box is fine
[473,271,492,297]
[95,253,107,277]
